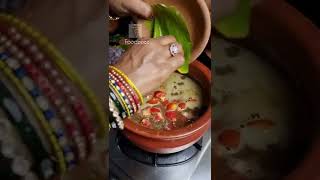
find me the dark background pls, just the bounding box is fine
[287,0,319,27]
[1,0,319,28]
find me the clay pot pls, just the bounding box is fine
[250,1,320,179]
[137,0,211,62]
[213,0,320,179]
[123,60,211,154]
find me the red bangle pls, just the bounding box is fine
[2,35,86,160]
[117,80,137,112]
[110,69,141,110]
[3,26,96,155]
[110,72,137,113]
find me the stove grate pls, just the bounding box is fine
[117,133,202,167]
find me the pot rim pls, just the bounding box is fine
[137,0,211,62]
[124,60,211,140]
[190,0,212,61]
[251,0,320,179]
[212,0,320,179]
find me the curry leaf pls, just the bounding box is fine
[151,4,192,74]
[215,0,251,38]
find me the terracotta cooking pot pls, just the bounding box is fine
[123,60,211,154]
[213,0,320,179]
[137,0,211,62]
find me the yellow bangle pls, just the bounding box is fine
[0,13,108,137]
[109,82,131,116]
[0,61,67,173]
[109,66,144,104]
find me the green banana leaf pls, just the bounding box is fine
[153,17,163,37]
[215,0,251,38]
[146,4,192,74]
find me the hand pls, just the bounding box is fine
[109,0,152,19]
[114,36,184,96]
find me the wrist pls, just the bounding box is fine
[108,66,143,130]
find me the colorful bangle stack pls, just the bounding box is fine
[1,18,97,150]
[0,81,55,179]
[0,24,73,173]
[0,13,107,136]
[0,32,89,160]
[108,66,143,129]
[0,51,68,173]
[0,13,107,178]
[0,114,38,179]
[110,66,144,105]
[0,49,79,168]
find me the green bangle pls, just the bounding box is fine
[0,80,56,179]
[109,96,124,129]
[109,88,126,119]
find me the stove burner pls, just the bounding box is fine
[117,134,202,167]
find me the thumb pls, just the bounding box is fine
[125,0,152,19]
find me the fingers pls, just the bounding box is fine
[125,0,152,19]
[168,54,185,69]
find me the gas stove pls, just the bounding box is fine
[109,128,211,180]
[109,53,212,180]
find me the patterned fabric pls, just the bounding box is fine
[108,46,124,65]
